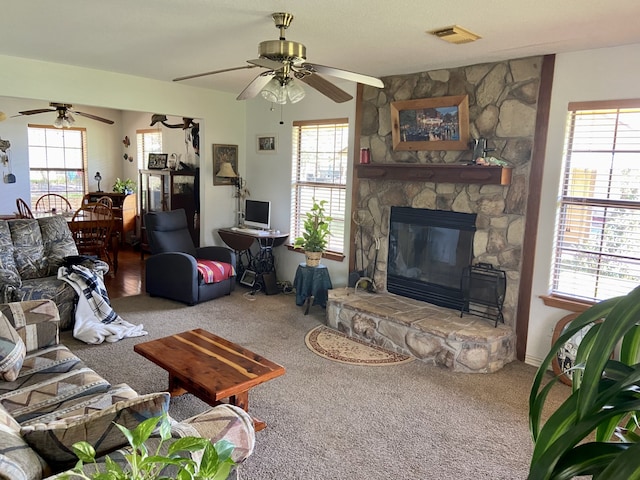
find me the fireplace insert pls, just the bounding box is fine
[387,207,477,310]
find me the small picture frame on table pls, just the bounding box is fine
[256,134,277,154]
[147,153,168,169]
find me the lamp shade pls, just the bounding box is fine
[217,162,238,178]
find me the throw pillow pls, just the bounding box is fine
[21,392,170,469]
[0,313,26,382]
[0,404,46,480]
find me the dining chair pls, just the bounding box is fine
[15,198,34,219]
[34,193,73,214]
[70,203,116,272]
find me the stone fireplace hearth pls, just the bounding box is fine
[327,289,515,373]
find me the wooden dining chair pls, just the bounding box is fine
[70,203,116,272]
[34,193,73,214]
[15,198,34,219]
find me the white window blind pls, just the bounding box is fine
[291,119,349,254]
[136,129,162,170]
[552,100,640,302]
[27,125,87,210]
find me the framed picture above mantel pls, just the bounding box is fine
[391,95,470,151]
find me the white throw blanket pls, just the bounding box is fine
[58,264,147,344]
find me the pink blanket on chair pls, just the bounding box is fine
[196,260,235,284]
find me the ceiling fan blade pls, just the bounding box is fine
[298,74,353,103]
[173,65,258,82]
[236,73,274,101]
[300,63,384,88]
[247,58,284,71]
[73,111,115,125]
[14,108,55,116]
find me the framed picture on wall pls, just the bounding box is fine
[390,95,469,151]
[213,144,238,186]
[256,134,277,154]
[148,153,168,169]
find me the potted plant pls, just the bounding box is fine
[293,199,332,267]
[113,178,136,194]
[528,285,640,479]
[61,413,235,479]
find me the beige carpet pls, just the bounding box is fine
[62,290,570,480]
[305,325,414,365]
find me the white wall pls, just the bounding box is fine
[241,83,356,288]
[527,43,640,366]
[0,54,245,246]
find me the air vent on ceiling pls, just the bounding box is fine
[428,25,481,44]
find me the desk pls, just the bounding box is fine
[293,263,333,314]
[218,229,289,289]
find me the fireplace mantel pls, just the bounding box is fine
[356,164,512,185]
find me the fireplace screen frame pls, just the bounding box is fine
[387,207,477,310]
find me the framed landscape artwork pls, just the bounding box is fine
[256,134,277,154]
[390,95,469,151]
[213,144,238,185]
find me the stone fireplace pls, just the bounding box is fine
[326,56,543,372]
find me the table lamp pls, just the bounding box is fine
[216,162,243,226]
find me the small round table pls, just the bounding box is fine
[293,263,333,314]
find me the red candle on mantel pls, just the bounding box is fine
[360,148,371,164]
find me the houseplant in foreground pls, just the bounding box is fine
[293,199,332,267]
[529,285,640,480]
[61,413,235,480]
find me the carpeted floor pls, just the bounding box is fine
[61,290,569,480]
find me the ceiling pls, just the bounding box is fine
[2,0,640,99]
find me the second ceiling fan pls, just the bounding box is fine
[15,102,114,127]
[173,12,384,104]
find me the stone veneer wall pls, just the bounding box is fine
[356,56,543,328]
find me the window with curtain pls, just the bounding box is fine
[552,100,640,302]
[291,119,349,255]
[136,129,163,170]
[27,125,87,210]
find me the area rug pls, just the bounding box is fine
[305,325,414,366]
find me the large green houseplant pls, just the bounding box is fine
[293,199,332,267]
[529,285,640,480]
[61,414,235,480]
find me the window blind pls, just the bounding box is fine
[136,129,162,170]
[552,101,640,301]
[291,119,348,253]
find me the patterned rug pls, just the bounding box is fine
[305,325,414,366]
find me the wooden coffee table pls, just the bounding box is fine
[134,328,285,431]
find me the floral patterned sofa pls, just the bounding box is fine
[0,299,255,479]
[0,216,105,330]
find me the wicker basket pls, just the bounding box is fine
[305,251,322,267]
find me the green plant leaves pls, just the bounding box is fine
[529,286,640,480]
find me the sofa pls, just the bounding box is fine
[0,299,255,479]
[0,216,107,331]
[145,209,236,305]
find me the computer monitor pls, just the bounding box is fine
[244,199,271,230]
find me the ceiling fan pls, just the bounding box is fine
[173,12,384,104]
[14,102,114,127]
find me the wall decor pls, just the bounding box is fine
[256,134,277,154]
[213,144,238,185]
[390,95,469,151]
[147,153,168,169]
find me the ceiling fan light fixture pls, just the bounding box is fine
[287,78,305,103]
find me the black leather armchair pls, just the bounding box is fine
[144,209,235,305]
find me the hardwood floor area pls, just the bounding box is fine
[103,247,145,299]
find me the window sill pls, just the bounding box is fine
[540,294,594,313]
[286,245,345,262]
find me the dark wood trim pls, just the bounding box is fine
[515,54,556,361]
[285,244,345,262]
[349,84,364,274]
[540,294,592,312]
[356,164,512,185]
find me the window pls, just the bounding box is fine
[137,129,163,170]
[552,100,640,302]
[291,119,348,254]
[27,125,87,209]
